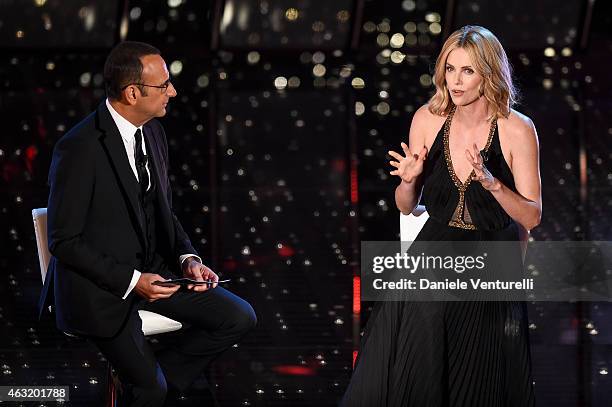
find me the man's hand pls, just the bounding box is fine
[134,273,180,302]
[182,257,219,291]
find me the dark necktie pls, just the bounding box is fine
[134,128,149,196]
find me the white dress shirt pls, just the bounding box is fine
[105,99,201,299]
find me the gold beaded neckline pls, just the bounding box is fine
[442,107,497,230]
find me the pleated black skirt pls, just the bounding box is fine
[341,218,536,407]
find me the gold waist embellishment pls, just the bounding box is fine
[442,107,496,230]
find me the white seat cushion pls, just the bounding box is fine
[400,205,429,252]
[138,310,182,336]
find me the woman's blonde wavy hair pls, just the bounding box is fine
[428,25,517,120]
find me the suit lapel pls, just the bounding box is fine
[95,103,146,246]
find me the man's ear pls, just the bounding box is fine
[122,85,138,106]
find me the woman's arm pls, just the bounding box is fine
[392,106,432,214]
[468,113,542,231]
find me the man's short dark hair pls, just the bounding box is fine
[104,41,160,100]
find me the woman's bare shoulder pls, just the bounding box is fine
[411,105,446,136]
[504,109,536,134]
[499,109,538,146]
[409,104,447,149]
[412,104,447,127]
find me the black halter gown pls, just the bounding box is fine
[341,109,536,407]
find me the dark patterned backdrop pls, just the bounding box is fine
[1,0,611,405]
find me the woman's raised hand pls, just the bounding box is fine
[466,142,500,191]
[389,142,428,184]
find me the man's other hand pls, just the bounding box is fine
[182,258,219,291]
[134,273,180,302]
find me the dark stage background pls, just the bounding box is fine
[0,0,611,406]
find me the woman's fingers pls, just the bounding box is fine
[417,146,428,161]
[473,143,482,164]
[466,148,483,168]
[465,150,485,177]
[462,144,495,186]
[388,143,426,181]
[388,150,404,161]
[465,148,475,164]
[400,142,412,157]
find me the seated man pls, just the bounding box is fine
[38,41,256,406]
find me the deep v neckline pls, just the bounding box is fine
[442,107,497,191]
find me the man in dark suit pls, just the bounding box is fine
[39,41,256,406]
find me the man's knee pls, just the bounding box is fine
[228,301,257,336]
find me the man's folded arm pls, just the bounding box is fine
[47,135,134,298]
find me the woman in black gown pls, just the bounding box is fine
[342,26,541,406]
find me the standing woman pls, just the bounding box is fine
[342,26,540,406]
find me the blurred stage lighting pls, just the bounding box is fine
[218,0,355,49]
[452,0,585,49]
[0,0,119,48]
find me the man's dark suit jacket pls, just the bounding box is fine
[39,102,197,338]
